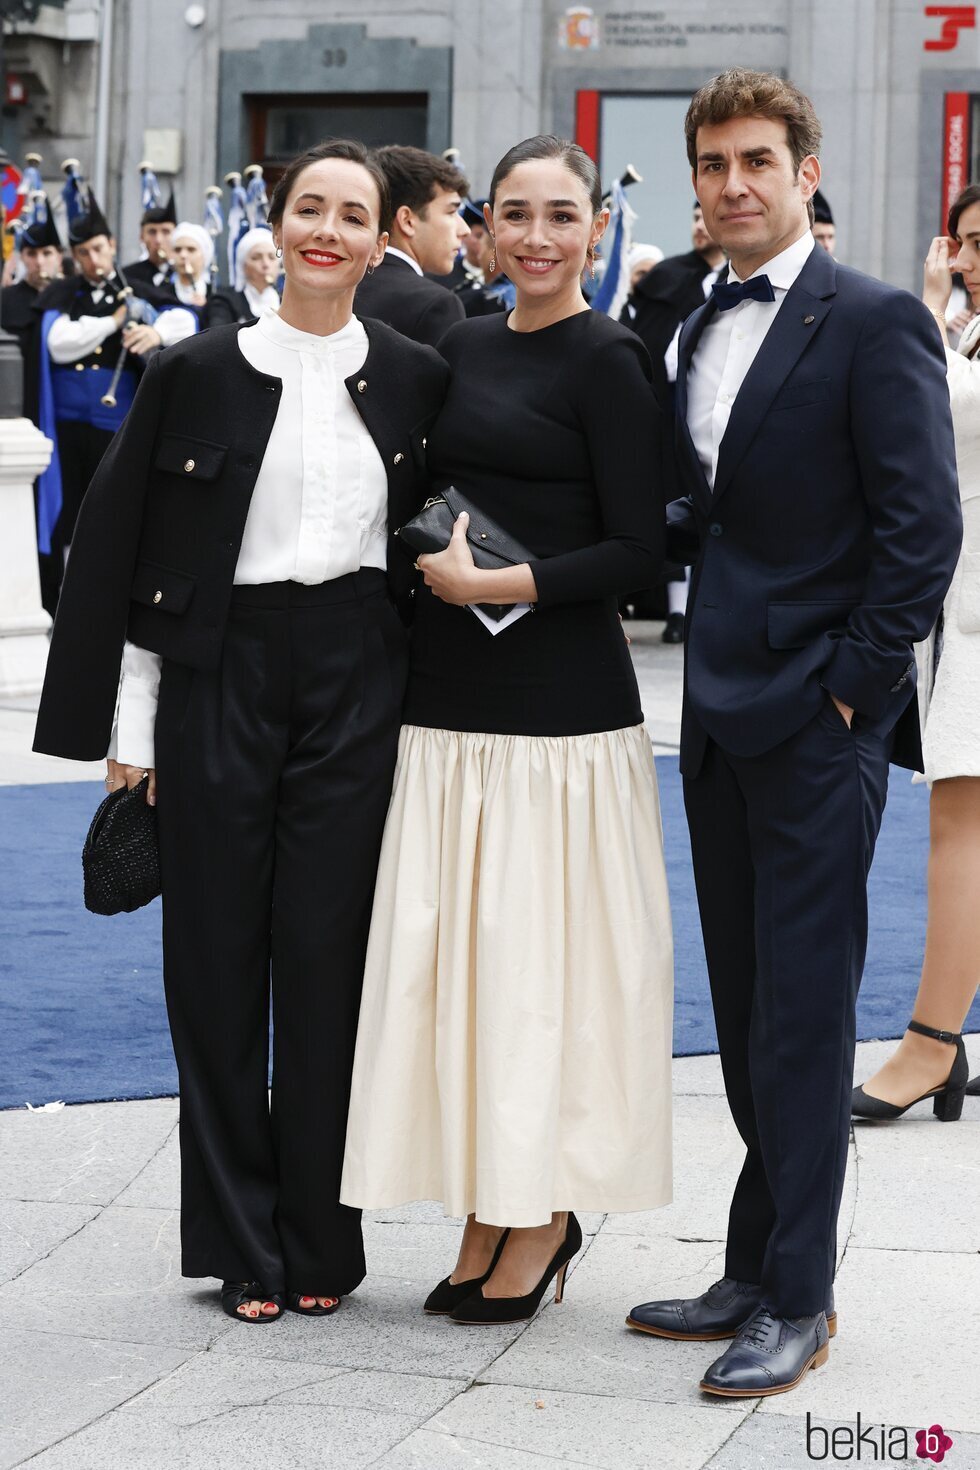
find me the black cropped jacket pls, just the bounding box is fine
[34,318,449,761]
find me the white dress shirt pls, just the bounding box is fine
[663,264,725,386]
[686,231,816,487]
[109,311,387,768]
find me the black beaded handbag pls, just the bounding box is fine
[82,778,161,915]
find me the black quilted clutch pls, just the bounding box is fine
[396,486,535,621]
[82,778,161,915]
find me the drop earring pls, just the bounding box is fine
[275,246,283,259]
[489,236,496,273]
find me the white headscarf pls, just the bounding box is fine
[235,226,277,292]
[171,221,214,272]
[628,243,664,275]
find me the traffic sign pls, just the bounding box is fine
[2,164,25,223]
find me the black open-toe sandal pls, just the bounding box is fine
[286,1291,342,1317]
[220,1281,284,1322]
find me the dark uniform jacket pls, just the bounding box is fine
[34,271,170,379]
[33,318,450,762]
[2,280,43,418]
[207,288,259,327]
[355,253,464,347]
[630,249,719,404]
[120,257,181,308]
[121,260,212,325]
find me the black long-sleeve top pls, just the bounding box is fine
[403,308,666,736]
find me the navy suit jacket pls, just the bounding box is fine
[668,243,962,775]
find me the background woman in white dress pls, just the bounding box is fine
[852,184,980,1119]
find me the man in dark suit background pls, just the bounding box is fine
[627,69,961,1397]
[355,146,470,347]
[630,201,726,404]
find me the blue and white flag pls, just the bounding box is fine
[61,160,85,226]
[140,164,162,212]
[18,156,43,207]
[245,167,269,228]
[590,178,637,320]
[204,186,224,280]
[225,172,248,285]
[204,186,224,240]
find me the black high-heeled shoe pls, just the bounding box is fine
[423,1228,511,1315]
[851,1020,971,1121]
[449,1213,583,1325]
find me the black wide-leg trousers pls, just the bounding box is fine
[683,701,892,1317]
[154,570,407,1297]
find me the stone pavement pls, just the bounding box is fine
[3,624,979,1470]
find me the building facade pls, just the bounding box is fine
[4,0,980,288]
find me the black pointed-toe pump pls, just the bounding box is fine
[449,1213,583,1325]
[423,1228,511,1315]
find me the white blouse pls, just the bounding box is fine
[108,311,387,769]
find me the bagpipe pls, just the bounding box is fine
[99,260,159,408]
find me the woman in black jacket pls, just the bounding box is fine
[34,140,448,1324]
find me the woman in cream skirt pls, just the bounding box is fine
[341,135,674,1322]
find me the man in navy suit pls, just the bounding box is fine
[628,70,962,1397]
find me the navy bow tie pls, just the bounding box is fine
[711,275,776,311]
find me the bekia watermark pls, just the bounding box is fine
[805,1413,954,1461]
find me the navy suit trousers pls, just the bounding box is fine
[683,699,892,1316]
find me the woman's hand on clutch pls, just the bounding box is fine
[106,759,157,807]
[417,513,480,606]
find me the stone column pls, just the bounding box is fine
[0,329,54,699]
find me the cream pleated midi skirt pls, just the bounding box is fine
[340,722,674,1226]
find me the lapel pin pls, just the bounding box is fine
[803,314,815,325]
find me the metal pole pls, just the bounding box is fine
[92,0,113,206]
[0,10,7,156]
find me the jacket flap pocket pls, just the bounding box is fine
[154,433,228,481]
[771,378,831,412]
[768,599,854,649]
[130,559,196,615]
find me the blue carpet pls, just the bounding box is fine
[2,762,977,1109]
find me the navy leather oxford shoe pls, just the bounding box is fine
[627,1277,837,1342]
[699,1306,830,1397]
